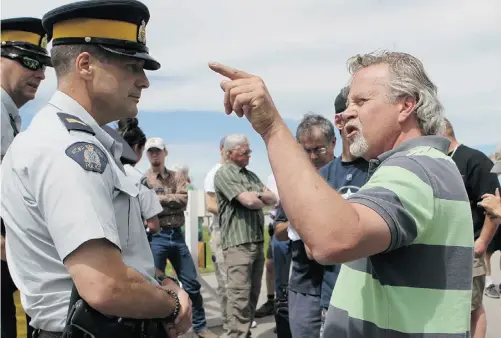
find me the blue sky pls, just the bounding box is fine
[5,0,500,187]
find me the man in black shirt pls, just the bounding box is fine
[442,119,500,338]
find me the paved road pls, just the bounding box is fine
[190,251,501,338]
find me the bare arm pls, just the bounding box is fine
[205,192,218,214]
[260,188,278,206]
[274,221,290,241]
[1,235,6,261]
[264,123,390,264]
[236,191,265,210]
[157,173,188,209]
[64,239,176,319]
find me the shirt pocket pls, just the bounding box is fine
[112,167,141,248]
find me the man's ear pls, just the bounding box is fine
[75,52,94,81]
[397,96,417,124]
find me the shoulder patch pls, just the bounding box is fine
[65,142,108,173]
[57,113,95,135]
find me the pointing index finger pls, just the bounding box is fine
[208,61,253,80]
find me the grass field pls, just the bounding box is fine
[14,226,271,337]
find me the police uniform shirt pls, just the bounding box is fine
[0,90,157,331]
[124,164,163,220]
[1,87,21,162]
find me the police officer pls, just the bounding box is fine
[1,1,191,337]
[1,16,52,338]
[1,17,51,161]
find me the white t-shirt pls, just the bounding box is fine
[204,163,222,232]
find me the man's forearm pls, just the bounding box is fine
[478,216,499,245]
[1,235,6,261]
[96,267,176,319]
[260,191,277,206]
[158,194,188,209]
[263,122,360,257]
[274,222,290,241]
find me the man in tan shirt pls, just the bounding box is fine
[142,137,217,338]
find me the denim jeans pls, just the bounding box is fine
[150,227,207,332]
[271,236,291,299]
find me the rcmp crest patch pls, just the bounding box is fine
[65,142,108,173]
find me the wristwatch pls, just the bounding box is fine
[158,274,181,287]
[164,289,180,323]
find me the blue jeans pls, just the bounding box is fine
[271,236,291,299]
[150,227,207,332]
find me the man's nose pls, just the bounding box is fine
[137,69,150,89]
[341,105,357,122]
[34,68,45,80]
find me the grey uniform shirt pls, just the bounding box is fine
[0,90,157,331]
[1,88,21,162]
[125,164,163,220]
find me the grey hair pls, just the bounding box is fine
[50,44,119,79]
[219,136,227,148]
[224,133,249,157]
[296,113,336,143]
[347,50,445,135]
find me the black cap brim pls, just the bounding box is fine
[5,43,52,67]
[99,45,160,71]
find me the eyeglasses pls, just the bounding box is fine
[1,52,47,71]
[233,149,252,156]
[304,147,328,155]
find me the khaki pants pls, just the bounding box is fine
[471,257,486,311]
[210,229,228,327]
[224,242,265,338]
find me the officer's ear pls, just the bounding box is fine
[75,52,94,80]
[164,149,168,157]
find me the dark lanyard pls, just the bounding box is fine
[8,112,19,136]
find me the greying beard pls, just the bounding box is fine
[349,132,369,158]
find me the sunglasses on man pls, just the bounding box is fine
[1,52,48,71]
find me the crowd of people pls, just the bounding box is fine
[1,1,501,338]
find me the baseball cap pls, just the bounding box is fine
[334,87,349,114]
[491,143,501,174]
[145,137,165,152]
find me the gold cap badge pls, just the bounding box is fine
[138,20,146,44]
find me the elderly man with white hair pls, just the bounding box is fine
[210,51,473,337]
[214,133,277,338]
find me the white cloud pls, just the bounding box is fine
[3,0,500,147]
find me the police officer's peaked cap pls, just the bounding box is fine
[42,0,160,71]
[1,17,51,60]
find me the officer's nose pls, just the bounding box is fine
[137,69,150,89]
[34,68,46,80]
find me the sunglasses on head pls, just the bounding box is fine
[1,52,47,71]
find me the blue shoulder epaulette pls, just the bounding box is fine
[57,112,95,135]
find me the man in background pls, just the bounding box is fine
[204,136,229,330]
[214,134,277,338]
[484,145,501,299]
[442,119,500,338]
[144,137,217,338]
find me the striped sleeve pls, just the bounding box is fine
[348,156,434,252]
[214,167,247,202]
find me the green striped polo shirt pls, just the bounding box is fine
[214,162,265,250]
[323,136,473,337]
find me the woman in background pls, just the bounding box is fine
[116,118,162,235]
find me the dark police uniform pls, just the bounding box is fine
[1,17,52,338]
[1,1,162,338]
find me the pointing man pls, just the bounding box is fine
[209,51,473,337]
